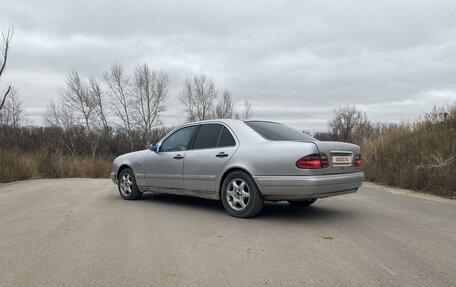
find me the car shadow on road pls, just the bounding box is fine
[141,193,355,222]
[142,193,224,213]
[259,202,356,222]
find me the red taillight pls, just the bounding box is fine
[296,153,328,169]
[353,154,362,167]
[320,153,329,168]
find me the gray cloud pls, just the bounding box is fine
[1,0,455,131]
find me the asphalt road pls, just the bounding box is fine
[0,179,455,287]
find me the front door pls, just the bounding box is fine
[144,125,197,189]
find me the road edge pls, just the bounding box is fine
[363,181,456,204]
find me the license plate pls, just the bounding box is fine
[332,155,352,164]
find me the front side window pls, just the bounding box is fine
[160,126,197,152]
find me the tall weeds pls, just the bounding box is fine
[0,149,112,183]
[361,105,456,197]
[1,105,454,199]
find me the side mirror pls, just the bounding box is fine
[150,143,159,152]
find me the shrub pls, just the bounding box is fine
[360,105,456,198]
[0,149,112,183]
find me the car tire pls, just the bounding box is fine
[288,198,317,207]
[117,168,142,200]
[221,171,264,218]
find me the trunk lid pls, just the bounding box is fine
[310,141,362,175]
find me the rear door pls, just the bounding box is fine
[183,124,238,191]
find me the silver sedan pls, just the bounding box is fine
[111,119,365,218]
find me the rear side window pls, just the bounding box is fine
[245,121,316,141]
[218,127,236,147]
[193,124,223,149]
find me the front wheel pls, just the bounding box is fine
[288,198,317,207]
[221,171,264,218]
[118,168,142,200]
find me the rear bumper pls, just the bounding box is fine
[110,172,118,184]
[253,172,365,201]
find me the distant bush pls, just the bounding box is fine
[0,148,111,183]
[360,105,456,198]
[316,104,456,198]
[0,124,169,183]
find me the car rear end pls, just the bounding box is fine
[244,121,364,201]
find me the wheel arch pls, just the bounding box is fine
[217,167,259,195]
[117,164,132,180]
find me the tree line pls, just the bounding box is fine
[1,65,253,158]
[314,104,456,197]
[1,27,455,196]
[314,105,391,144]
[0,28,253,157]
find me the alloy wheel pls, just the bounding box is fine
[120,173,133,196]
[226,178,250,211]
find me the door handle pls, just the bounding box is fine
[173,154,184,160]
[216,152,229,158]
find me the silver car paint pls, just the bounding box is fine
[144,150,186,189]
[183,144,238,191]
[111,119,365,201]
[112,150,148,187]
[313,141,361,175]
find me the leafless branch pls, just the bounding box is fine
[89,76,109,132]
[58,70,102,157]
[103,63,134,150]
[131,63,168,146]
[0,27,14,112]
[0,86,23,127]
[0,27,13,78]
[179,73,217,122]
[215,90,234,119]
[0,85,11,111]
[45,98,78,155]
[234,99,253,120]
[328,105,370,142]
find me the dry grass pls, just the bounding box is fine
[0,149,112,183]
[1,105,454,199]
[360,106,456,198]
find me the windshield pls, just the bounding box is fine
[245,121,316,141]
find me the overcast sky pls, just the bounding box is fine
[1,0,456,131]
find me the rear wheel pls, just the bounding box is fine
[221,171,264,218]
[118,168,142,200]
[288,198,317,207]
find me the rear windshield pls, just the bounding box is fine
[245,121,316,141]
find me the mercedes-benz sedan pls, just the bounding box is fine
[111,119,364,218]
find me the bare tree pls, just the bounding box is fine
[215,90,234,119]
[241,100,252,119]
[89,76,109,133]
[0,87,23,127]
[59,70,101,157]
[45,99,78,155]
[179,73,218,122]
[0,27,13,112]
[328,105,370,142]
[235,100,253,120]
[104,63,135,150]
[132,63,168,146]
[61,70,92,127]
